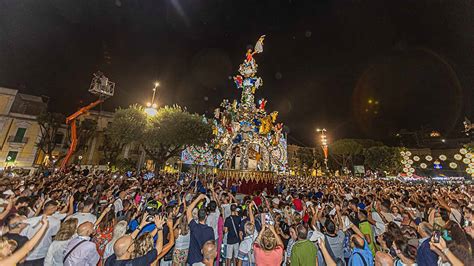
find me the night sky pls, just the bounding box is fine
[0,0,473,146]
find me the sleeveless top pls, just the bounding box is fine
[175,232,191,250]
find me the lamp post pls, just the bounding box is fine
[140,82,159,170]
[316,128,329,172]
[144,82,159,116]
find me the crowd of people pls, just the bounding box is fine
[0,166,472,266]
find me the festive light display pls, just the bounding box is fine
[400,146,474,177]
[182,35,288,173]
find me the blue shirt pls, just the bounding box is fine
[349,240,374,266]
[417,237,438,266]
[187,220,215,264]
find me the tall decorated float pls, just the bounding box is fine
[182,36,287,193]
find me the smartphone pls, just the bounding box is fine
[432,231,441,243]
[265,213,274,226]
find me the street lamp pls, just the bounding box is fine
[145,82,159,116]
[316,128,329,172]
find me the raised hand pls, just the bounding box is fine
[154,215,166,228]
[41,215,49,226]
[140,212,150,228]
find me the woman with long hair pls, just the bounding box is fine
[173,215,190,266]
[44,218,78,266]
[93,209,116,262]
[133,232,155,258]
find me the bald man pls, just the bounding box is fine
[104,235,158,266]
[64,222,100,266]
[193,240,217,266]
[104,214,169,266]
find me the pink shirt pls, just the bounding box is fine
[254,244,283,266]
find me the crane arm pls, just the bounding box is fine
[60,99,104,170]
[66,99,103,124]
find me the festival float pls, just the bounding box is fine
[182,36,288,193]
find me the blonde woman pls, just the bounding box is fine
[0,215,49,266]
[44,218,78,266]
[133,232,155,258]
[253,214,284,265]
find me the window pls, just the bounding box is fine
[6,151,18,162]
[14,128,27,142]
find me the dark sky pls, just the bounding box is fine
[1,0,473,146]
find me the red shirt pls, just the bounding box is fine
[253,196,262,206]
[292,198,303,212]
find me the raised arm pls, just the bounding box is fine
[350,222,365,239]
[0,198,14,220]
[0,216,49,266]
[436,195,451,211]
[310,205,319,230]
[335,205,344,231]
[186,194,206,223]
[157,217,175,260]
[249,201,255,224]
[269,224,284,247]
[152,216,166,255]
[94,206,111,227]
[60,195,75,215]
[131,212,150,239]
[317,239,333,266]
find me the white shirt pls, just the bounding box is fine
[206,209,221,240]
[221,203,232,220]
[371,211,386,236]
[67,212,97,226]
[114,198,123,214]
[44,239,71,266]
[239,229,257,256]
[63,236,100,266]
[21,213,64,261]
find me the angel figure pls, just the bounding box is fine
[270,111,279,123]
[258,98,267,110]
[214,108,220,119]
[245,35,266,63]
[233,75,243,88]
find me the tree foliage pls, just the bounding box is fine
[142,106,213,168]
[330,139,364,169]
[108,105,213,170]
[36,112,66,161]
[363,146,402,173]
[103,106,147,164]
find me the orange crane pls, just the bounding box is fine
[60,99,104,171]
[59,71,115,171]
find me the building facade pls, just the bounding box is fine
[0,88,48,170]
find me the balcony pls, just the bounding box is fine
[7,136,29,144]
